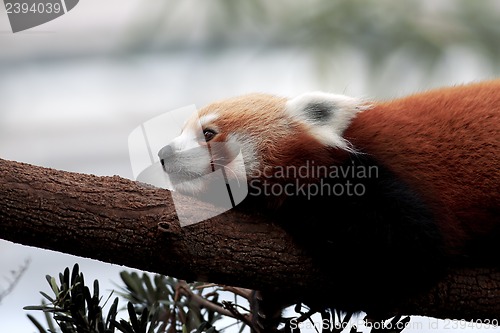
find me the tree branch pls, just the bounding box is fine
[0,158,498,320]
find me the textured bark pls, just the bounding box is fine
[0,158,498,320]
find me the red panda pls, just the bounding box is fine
[158,80,500,320]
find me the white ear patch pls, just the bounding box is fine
[285,91,367,150]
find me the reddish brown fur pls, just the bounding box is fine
[198,83,499,254]
[200,94,347,181]
[344,80,500,252]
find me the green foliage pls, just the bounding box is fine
[25,264,411,332]
[25,264,121,333]
[115,272,226,332]
[24,264,226,333]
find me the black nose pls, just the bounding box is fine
[158,145,174,167]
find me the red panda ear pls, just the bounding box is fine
[285,92,367,150]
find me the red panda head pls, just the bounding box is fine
[159,92,366,194]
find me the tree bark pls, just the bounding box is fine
[0,158,498,321]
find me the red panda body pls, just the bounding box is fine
[346,81,500,255]
[159,80,500,318]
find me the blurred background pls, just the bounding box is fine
[1,0,499,332]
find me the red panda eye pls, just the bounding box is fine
[203,129,217,142]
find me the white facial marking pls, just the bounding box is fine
[168,130,199,158]
[199,113,219,128]
[161,112,214,191]
[169,112,220,153]
[227,133,259,177]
